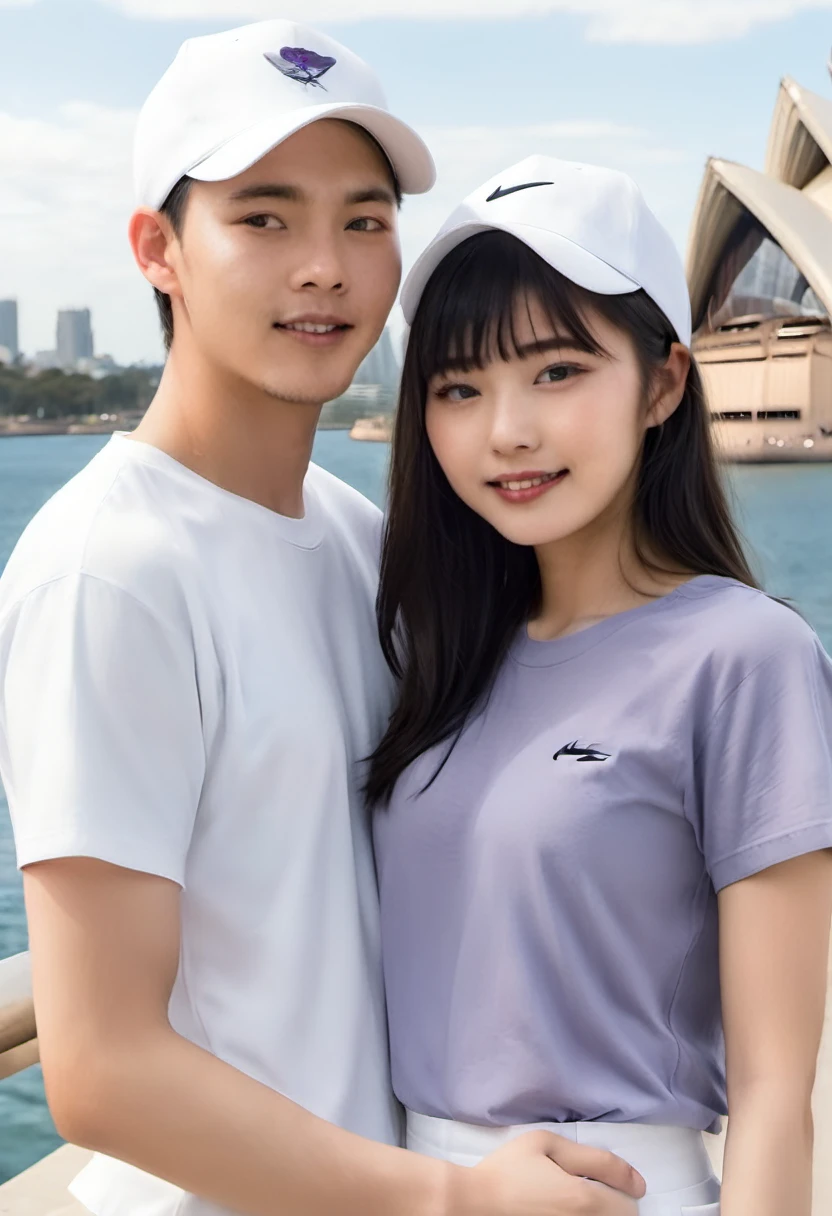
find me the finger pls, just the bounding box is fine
[540,1137,646,1200]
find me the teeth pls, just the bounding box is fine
[284,322,338,333]
[500,473,558,491]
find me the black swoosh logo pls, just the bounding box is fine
[486,181,554,202]
[553,741,611,763]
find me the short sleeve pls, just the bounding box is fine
[691,618,832,892]
[0,572,205,886]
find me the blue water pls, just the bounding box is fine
[0,435,830,1183]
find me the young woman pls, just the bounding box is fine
[369,155,832,1216]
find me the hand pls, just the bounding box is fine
[467,1129,646,1214]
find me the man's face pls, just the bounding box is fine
[168,119,402,405]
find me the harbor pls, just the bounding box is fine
[1,4,832,1211]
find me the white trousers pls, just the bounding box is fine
[406,1110,721,1216]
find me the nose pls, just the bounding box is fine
[488,386,540,456]
[288,232,346,294]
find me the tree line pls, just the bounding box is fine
[0,365,161,420]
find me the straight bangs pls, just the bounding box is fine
[414,230,608,387]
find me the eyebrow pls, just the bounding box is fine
[514,336,597,357]
[436,334,598,375]
[227,183,397,207]
[345,186,398,207]
[228,184,301,202]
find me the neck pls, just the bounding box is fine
[131,344,321,518]
[529,493,686,642]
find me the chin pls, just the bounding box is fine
[495,524,570,548]
[256,371,353,406]
[264,357,361,406]
[484,507,590,549]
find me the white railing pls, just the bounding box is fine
[0,951,38,1080]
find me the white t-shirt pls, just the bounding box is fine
[0,435,401,1216]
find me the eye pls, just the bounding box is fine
[242,214,285,230]
[434,382,480,403]
[347,216,386,233]
[536,363,582,384]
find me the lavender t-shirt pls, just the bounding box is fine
[374,576,832,1132]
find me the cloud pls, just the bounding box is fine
[0,104,690,364]
[580,0,827,44]
[1,0,828,45]
[0,104,160,364]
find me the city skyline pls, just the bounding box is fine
[0,297,141,374]
[0,293,402,390]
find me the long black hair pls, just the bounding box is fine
[365,230,757,806]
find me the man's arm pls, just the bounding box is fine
[24,857,644,1216]
[718,850,832,1216]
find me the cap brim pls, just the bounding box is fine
[401,220,640,324]
[186,102,435,196]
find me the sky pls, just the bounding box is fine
[0,0,830,365]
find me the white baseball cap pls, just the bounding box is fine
[134,20,436,210]
[401,155,692,345]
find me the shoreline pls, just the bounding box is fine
[0,423,121,438]
[0,422,356,438]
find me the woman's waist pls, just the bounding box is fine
[391,1061,725,1138]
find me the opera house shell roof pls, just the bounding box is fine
[687,72,832,460]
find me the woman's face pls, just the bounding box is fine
[425,296,678,551]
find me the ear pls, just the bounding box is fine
[645,343,691,430]
[128,208,182,299]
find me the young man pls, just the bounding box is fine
[0,21,644,1216]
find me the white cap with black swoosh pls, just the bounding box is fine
[401,154,691,345]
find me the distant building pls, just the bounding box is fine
[0,300,19,361]
[687,68,832,460]
[688,74,831,331]
[56,308,94,368]
[353,327,400,392]
[76,354,119,379]
[319,386,389,429]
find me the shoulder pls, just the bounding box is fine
[307,461,383,554]
[677,576,823,665]
[672,576,832,714]
[0,439,188,629]
[307,460,383,525]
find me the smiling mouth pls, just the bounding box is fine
[275,321,352,335]
[488,470,567,491]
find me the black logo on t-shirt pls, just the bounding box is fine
[486,181,554,202]
[553,741,610,763]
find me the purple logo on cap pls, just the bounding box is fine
[264,47,337,90]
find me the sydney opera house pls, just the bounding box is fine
[688,69,832,461]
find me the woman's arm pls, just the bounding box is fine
[718,850,832,1216]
